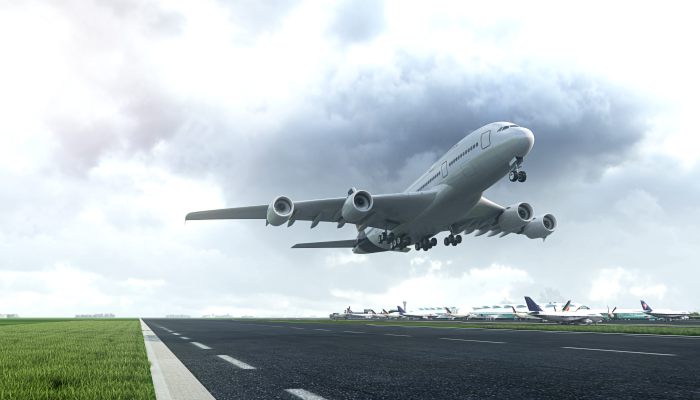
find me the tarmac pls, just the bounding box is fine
[143,319,700,400]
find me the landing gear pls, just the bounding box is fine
[509,157,527,183]
[517,171,527,182]
[444,234,463,246]
[416,237,438,251]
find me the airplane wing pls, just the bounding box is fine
[186,191,438,230]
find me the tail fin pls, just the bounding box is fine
[444,307,452,315]
[511,306,517,314]
[382,309,388,314]
[640,300,652,312]
[562,300,572,312]
[524,296,543,312]
[397,306,406,315]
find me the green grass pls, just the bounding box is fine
[263,318,700,336]
[0,319,155,400]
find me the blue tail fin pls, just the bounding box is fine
[524,296,543,312]
[640,300,653,312]
[397,306,406,314]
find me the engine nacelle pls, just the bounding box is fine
[522,214,557,239]
[498,202,533,233]
[266,196,294,226]
[341,190,373,223]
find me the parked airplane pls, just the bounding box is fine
[524,297,604,324]
[441,307,476,320]
[395,306,451,320]
[186,122,556,253]
[640,300,690,320]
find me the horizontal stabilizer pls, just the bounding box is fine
[292,239,357,249]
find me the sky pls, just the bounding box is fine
[1,1,699,317]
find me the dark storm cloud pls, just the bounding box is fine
[330,0,386,44]
[179,59,653,205]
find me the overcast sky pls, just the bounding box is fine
[1,1,699,317]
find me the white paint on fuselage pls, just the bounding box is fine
[358,122,534,253]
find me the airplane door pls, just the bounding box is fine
[441,161,448,178]
[481,130,491,149]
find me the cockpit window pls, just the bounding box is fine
[497,124,519,132]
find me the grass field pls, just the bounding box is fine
[266,318,700,336]
[0,319,155,400]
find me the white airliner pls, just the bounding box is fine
[186,122,556,253]
[525,297,604,324]
[640,300,690,320]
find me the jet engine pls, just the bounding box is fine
[266,196,294,226]
[498,202,533,233]
[341,190,373,223]
[522,214,557,239]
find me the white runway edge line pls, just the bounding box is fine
[561,346,677,356]
[191,342,212,350]
[140,320,215,400]
[285,388,329,400]
[217,355,256,370]
[440,337,506,344]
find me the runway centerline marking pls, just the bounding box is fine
[172,333,180,335]
[191,342,212,350]
[217,355,256,369]
[440,337,506,344]
[285,388,328,400]
[180,337,190,340]
[384,333,411,337]
[291,327,306,330]
[561,346,676,356]
[313,328,331,331]
[343,330,366,334]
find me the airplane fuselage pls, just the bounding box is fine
[355,122,534,253]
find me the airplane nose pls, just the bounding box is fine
[515,127,534,156]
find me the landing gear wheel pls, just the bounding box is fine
[444,237,450,246]
[517,171,527,182]
[509,171,518,182]
[455,235,462,244]
[414,243,420,251]
[430,237,437,247]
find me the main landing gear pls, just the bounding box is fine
[379,231,410,250]
[414,237,438,251]
[509,157,527,183]
[444,234,462,246]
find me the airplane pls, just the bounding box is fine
[185,122,557,253]
[640,300,690,320]
[510,306,540,321]
[524,297,604,324]
[441,307,476,320]
[395,305,450,320]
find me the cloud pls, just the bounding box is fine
[0,1,698,317]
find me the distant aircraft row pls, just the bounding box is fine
[330,299,692,324]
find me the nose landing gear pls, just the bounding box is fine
[509,157,527,183]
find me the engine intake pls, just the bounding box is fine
[498,202,533,233]
[341,190,373,223]
[523,214,557,239]
[266,196,294,226]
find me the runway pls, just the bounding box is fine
[143,319,700,400]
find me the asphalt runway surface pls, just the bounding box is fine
[144,319,700,400]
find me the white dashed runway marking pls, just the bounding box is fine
[285,388,328,400]
[384,333,411,337]
[217,355,256,369]
[561,346,676,356]
[191,342,212,350]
